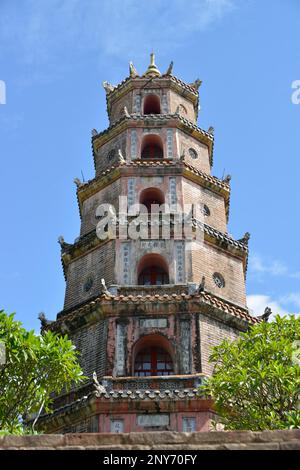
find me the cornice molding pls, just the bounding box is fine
[92,113,214,166]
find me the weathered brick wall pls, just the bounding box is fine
[192,243,246,306]
[94,131,127,176]
[169,89,196,123]
[182,178,227,232]
[1,430,299,450]
[70,320,108,379]
[199,314,239,375]
[109,92,133,124]
[80,179,122,236]
[64,241,115,310]
[178,131,211,173]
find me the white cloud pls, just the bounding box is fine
[0,0,235,68]
[249,253,300,282]
[249,253,288,276]
[291,271,300,280]
[247,294,300,318]
[247,294,290,318]
[280,293,300,309]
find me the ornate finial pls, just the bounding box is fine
[129,61,139,78]
[144,53,161,77]
[102,81,115,94]
[190,78,202,90]
[118,149,126,163]
[223,174,231,184]
[257,306,272,322]
[197,276,206,293]
[91,129,98,137]
[165,61,173,75]
[100,278,111,296]
[74,177,82,188]
[38,312,53,329]
[208,126,214,135]
[123,106,130,118]
[93,372,106,394]
[239,231,250,245]
[58,236,72,251]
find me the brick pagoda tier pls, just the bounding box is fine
[39,55,259,433]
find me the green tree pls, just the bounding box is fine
[0,310,84,434]
[201,315,300,430]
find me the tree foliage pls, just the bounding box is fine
[0,310,84,434]
[201,315,300,430]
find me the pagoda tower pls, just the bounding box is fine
[39,55,258,433]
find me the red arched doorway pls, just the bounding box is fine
[139,187,165,212]
[143,94,161,114]
[141,134,163,160]
[137,254,169,286]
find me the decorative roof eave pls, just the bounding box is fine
[202,226,248,272]
[36,390,214,431]
[60,235,113,278]
[76,166,121,217]
[91,113,214,166]
[105,74,198,106]
[47,286,259,336]
[104,76,199,127]
[181,164,230,218]
[76,160,226,215]
[60,219,247,276]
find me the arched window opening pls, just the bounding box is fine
[138,266,169,286]
[140,187,165,212]
[134,347,174,376]
[141,134,163,160]
[143,94,161,114]
[137,254,169,286]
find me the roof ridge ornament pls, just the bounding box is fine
[189,78,202,90]
[144,52,161,77]
[129,61,139,78]
[164,61,173,75]
[238,231,250,245]
[102,81,115,94]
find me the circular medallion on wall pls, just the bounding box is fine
[213,272,225,288]
[83,276,94,293]
[202,204,210,217]
[107,148,116,162]
[188,148,198,159]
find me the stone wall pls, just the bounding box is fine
[80,179,122,236]
[199,314,239,375]
[182,178,226,232]
[1,430,299,450]
[192,242,247,307]
[179,132,211,174]
[63,240,115,310]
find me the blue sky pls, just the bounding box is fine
[0,0,299,331]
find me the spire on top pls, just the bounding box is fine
[144,53,161,77]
